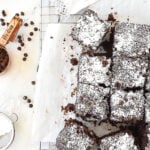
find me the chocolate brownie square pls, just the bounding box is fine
[145,93,150,123]
[99,131,139,150]
[110,90,144,123]
[75,83,109,122]
[78,54,111,86]
[56,119,98,150]
[71,9,111,51]
[113,22,150,58]
[112,56,148,89]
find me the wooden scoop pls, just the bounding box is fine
[0,16,22,74]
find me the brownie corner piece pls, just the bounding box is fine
[110,90,144,123]
[71,9,111,51]
[112,56,148,89]
[75,83,109,122]
[56,119,98,150]
[99,131,139,150]
[113,22,150,58]
[78,54,111,86]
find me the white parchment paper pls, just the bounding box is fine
[33,0,150,148]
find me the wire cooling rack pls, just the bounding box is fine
[40,0,81,48]
[40,1,82,149]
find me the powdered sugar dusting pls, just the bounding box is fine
[112,56,148,88]
[110,90,144,122]
[100,132,138,150]
[114,22,150,58]
[76,83,109,121]
[79,54,111,86]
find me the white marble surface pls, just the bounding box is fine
[0,0,40,150]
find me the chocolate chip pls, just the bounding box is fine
[50,36,53,39]
[34,27,38,31]
[20,11,25,16]
[29,104,33,108]
[17,35,22,39]
[24,53,28,57]
[70,58,78,66]
[24,23,28,27]
[31,81,36,85]
[27,99,31,103]
[15,13,19,16]
[27,37,32,41]
[17,47,21,51]
[2,10,7,17]
[7,22,9,26]
[1,22,5,26]
[22,57,26,61]
[21,43,24,47]
[23,96,27,100]
[0,18,4,22]
[29,32,34,36]
[30,21,34,25]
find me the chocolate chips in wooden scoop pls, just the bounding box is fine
[0,47,9,73]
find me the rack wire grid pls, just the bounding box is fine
[40,1,82,149]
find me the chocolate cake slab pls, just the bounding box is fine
[78,54,111,86]
[99,131,139,150]
[110,90,144,123]
[56,119,98,150]
[75,83,109,122]
[71,9,111,52]
[113,22,150,58]
[112,56,148,89]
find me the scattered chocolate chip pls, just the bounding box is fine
[17,47,21,51]
[1,22,5,26]
[18,39,22,43]
[27,99,31,103]
[31,81,36,85]
[30,21,34,25]
[34,27,38,31]
[7,22,9,26]
[15,13,19,16]
[17,35,21,39]
[27,37,32,41]
[23,96,27,100]
[63,38,66,42]
[22,57,27,61]
[50,36,53,39]
[29,104,33,108]
[24,23,28,27]
[70,58,78,66]
[21,43,24,47]
[29,32,34,36]
[2,10,7,17]
[20,11,25,16]
[24,53,28,57]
